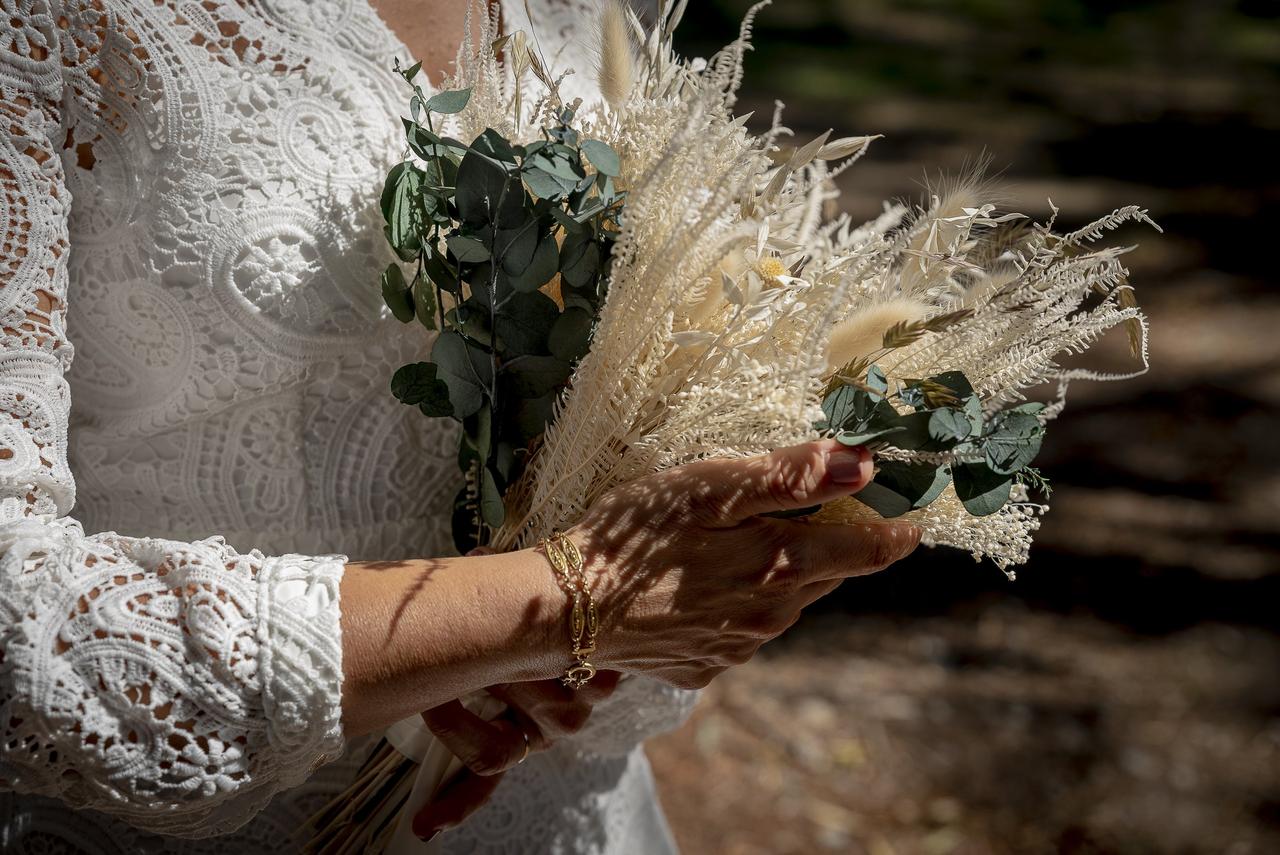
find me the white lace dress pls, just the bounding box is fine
[0,1,694,851]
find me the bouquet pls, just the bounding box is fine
[304,1,1155,851]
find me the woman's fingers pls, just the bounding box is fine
[487,672,620,738]
[689,439,873,524]
[784,519,922,586]
[421,700,546,776]
[411,766,507,841]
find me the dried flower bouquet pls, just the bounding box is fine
[305,2,1156,851]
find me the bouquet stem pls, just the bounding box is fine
[300,695,507,854]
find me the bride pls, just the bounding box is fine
[0,1,921,851]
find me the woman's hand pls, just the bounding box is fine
[340,439,917,736]
[573,438,921,689]
[411,673,621,841]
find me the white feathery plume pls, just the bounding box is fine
[595,0,637,110]
[435,4,1156,570]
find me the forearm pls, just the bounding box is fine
[339,548,565,736]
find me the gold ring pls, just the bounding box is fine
[517,727,531,765]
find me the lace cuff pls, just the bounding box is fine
[257,553,347,788]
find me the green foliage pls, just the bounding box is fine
[379,79,624,551]
[815,365,1049,520]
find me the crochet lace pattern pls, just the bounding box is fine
[0,2,692,850]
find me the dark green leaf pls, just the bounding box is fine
[412,272,437,330]
[854,461,952,518]
[579,139,620,176]
[881,411,937,451]
[479,467,505,527]
[451,486,479,553]
[513,393,556,442]
[464,407,492,461]
[549,307,594,361]
[422,245,460,292]
[380,263,414,322]
[471,128,518,164]
[953,462,1013,516]
[495,290,558,356]
[503,354,571,398]
[928,407,973,443]
[560,239,601,289]
[866,365,888,397]
[399,60,423,83]
[431,331,492,417]
[446,300,497,347]
[455,148,523,227]
[523,166,576,200]
[930,370,975,400]
[963,394,984,435]
[508,233,560,292]
[821,386,861,432]
[380,163,424,259]
[390,362,452,416]
[406,125,467,161]
[834,425,906,446]
[447,234,490,262]
[425,87,472,114]
[497,222,539,274]
[532,148,585,182]
[982,412,1045,475]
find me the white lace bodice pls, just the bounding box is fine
[0,1,692,852]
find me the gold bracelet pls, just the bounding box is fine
[539,531,599,689]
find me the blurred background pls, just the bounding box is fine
[645,2,1280,853]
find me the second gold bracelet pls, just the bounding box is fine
[540,531,599,689]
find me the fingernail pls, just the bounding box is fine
[826,446,868,485]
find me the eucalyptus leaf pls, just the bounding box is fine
[495,290,559,356]
[982,412,1045,475]
[508,233,560,292]
[854,461,952,518]
[821,385,861,432]
[513,392,556,442]
[412,272,437,330]
[464,407,492,462]
[451,487,479,553]
[523,166,576,200]
[579,139,620,176]
[380,163,424,259]
[952,462,1013,516]
[471,127,518,164]
[561,240,601,289]
[866,365,888,397]
[447,234,490,262]
[835,426,906,446]
[425,87,472,114]
[503,354,571,398]
[390,362,452,418]
[431,331,492,418]
[456,148,522,226]
[380,263,414,323]
[549,307,594,361]
[480,468,505,527]
[497,222,539,274]
[928,407,973,443]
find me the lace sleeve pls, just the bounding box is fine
[0,4,348,838]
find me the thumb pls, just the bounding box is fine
[696,439,873,524]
